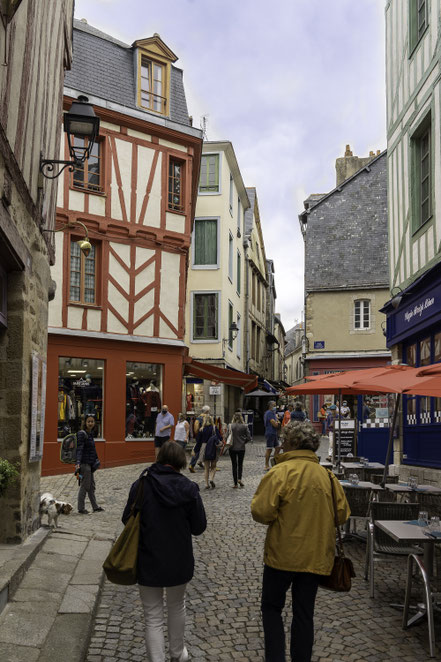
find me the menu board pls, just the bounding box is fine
[334,419,355,456]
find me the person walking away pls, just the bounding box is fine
[154,405,175,458]
[326,404,337,461]
[122,441,206,662]
[229,412,251,488]
[199,416,222,488]
[290,403,306,423]
[188,405,210,472]
[251,421,350,662]
[264,401,281,471]
[75,414,104,514]
[282,405,293,427]
[317,403,328,435]
[174,413,189,449]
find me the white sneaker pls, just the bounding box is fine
[171,646,189,662]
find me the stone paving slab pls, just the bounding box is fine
[59,584,100,613]
[0,642,40,662]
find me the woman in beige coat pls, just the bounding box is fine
[251,420,350,662]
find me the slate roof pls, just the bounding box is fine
[302,151,388,291]
[285,324,302,355]
[65,19,190,126]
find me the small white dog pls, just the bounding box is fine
[40,492,73,528]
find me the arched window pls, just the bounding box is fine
[354,299,370,330]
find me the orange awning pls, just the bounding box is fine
[184,359,258,393]
[285,365,415,396]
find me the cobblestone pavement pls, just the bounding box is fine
[44,441,440,662]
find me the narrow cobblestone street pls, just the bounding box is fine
[42,441,440,662]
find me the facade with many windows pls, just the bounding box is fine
[300,148,390,437]
[382,1,441,480]
[44,21,202,475]
[184,141,250,423]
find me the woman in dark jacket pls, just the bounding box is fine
[122,441,206,662]
[198,415,222,489]
[229,412,251,488]
[75,414,103,514]
[290,403,306,423]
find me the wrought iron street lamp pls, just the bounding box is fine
[222,322,239,357]
[40,95,100,180]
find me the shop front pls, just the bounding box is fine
[43,331,187,475]
[382,263,441,474]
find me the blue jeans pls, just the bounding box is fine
[261,564,319,662]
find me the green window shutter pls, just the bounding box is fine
[199,154,219,192]
[194,219,217,265]
[237,252,241,293]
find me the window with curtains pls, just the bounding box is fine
[193,218,218,267]
[69,240,97,304]
[403,332,441,431]
[192,292,219,340]
[168,158,184,212]
[199,154,220,193]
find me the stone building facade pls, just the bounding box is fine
[0,1,74,543]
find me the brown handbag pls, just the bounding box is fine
[319,471,356,592]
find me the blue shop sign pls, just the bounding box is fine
[389,280,441,344]
[314,341,325,349]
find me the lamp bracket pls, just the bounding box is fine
[40,159,76,180]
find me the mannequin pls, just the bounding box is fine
[142,380,161,436]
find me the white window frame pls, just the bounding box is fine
[229,173,233,215]
[237,196,241,233]
[236,250,241,295]
[198,152,222,196]
[190,290,221,343]
[228,300,234,350]
[191,216,220,269]
[228,231,233,282]
[354,299,371,330]
[236,313,241,359]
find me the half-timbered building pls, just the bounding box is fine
[43,20,202,475]
[382,1,441,483]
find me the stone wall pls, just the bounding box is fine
[0,157,51,543]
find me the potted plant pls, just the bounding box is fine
[0,458,19,496]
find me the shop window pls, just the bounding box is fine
[58,357,104,439]
[126,362,162,440]
[0,263,6,328]
[420,395,431,424]
[70,240,97,304]
[168,158,185,212]
[420,336,431,365]
[192,292,219,341]
[406,396,417,425]
[193,218,218,267]
[72,136,103,193]
[434,332,441,362]
[406,343,416,366]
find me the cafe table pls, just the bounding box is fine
[341,461,385,470]
[375,518,441,655]
[385,483,441,494]
[339,480,384,491]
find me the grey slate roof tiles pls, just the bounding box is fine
[65,19,190,127]
[304,151,388,291]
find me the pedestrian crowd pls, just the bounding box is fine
[73,402,350,662]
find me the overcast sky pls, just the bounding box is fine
[74,0,386,332]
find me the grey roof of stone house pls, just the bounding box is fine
[285,324,302,355]
[65,19,190,126]
[302,150,388,292]
[244,187,256,235]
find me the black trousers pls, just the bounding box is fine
[261,564,320,662]
[229,449,245,484]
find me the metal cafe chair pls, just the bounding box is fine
[364,501,421,598]
[341,485,372,540]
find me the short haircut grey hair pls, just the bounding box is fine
[267,400,276,409]
[281,421,320,452]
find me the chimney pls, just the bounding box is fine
[335,145,378,187]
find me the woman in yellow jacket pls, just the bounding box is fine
[251,421,350,662]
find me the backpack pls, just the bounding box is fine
[60,432,78,464]
[204,427,220,461]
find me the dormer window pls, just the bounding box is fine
[140,56,166,114]
[134,34,178,118]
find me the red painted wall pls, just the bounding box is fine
[42,333,186,476]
